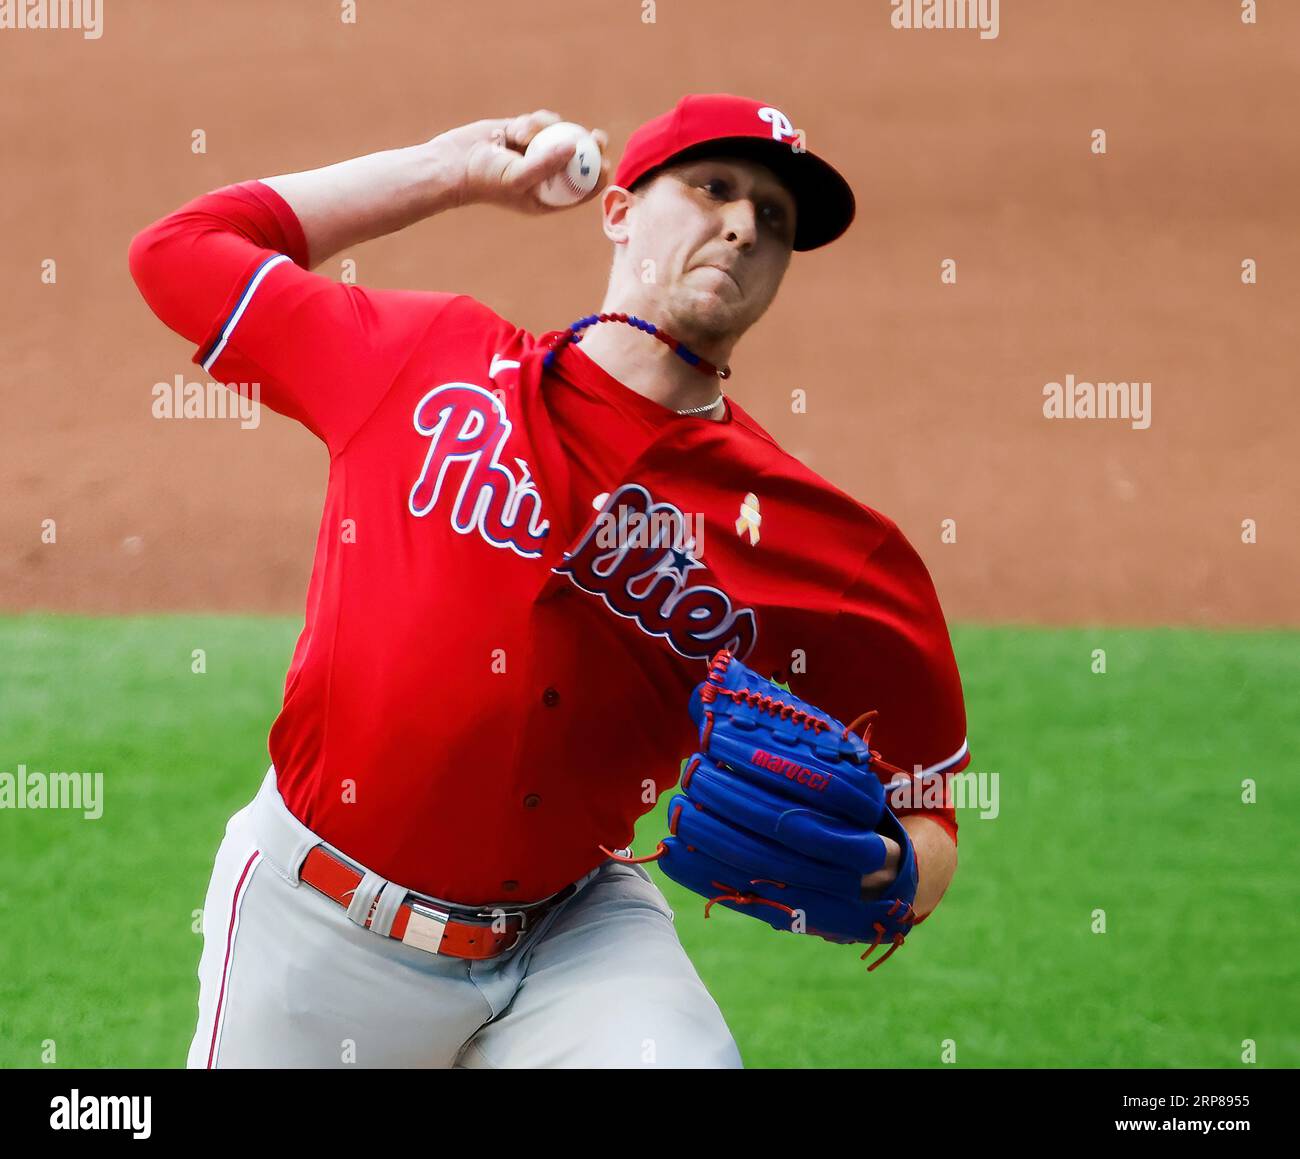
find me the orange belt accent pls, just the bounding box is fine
[299,845,572,961]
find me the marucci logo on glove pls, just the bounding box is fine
[752,749,829,791]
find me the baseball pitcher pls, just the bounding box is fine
[129,94,971,1069]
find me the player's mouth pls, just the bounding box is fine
[694,263,742,293]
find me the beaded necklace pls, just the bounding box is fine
[542,311,730,416]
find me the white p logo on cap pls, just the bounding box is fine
[757,106,796,143]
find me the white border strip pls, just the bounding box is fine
[207,850,263,1068]
[201,253,292,373]
[901,737,970,782]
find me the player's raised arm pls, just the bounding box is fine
[262,111,611,268]
[128,111,609,452]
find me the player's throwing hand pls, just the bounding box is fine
[442,109,610,213]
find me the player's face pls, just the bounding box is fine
[631,157,797,343]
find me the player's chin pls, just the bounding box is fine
[678,289,749,341]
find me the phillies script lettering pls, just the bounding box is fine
[408,383,549,558]
[554,483,757,660]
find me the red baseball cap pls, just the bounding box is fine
[613,93,856,251]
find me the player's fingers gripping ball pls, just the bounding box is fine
[524,121,603,206]
[643,650,920,970]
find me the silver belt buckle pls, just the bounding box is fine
[400,899,528,957]
[398,880,576,957]
[401,901,450,954]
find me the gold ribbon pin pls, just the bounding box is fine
[735,492,761,546]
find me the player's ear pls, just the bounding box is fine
[601,184,634,245]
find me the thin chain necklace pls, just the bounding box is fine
[674,395,725,416]
[543,312,729,416]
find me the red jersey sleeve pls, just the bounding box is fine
[128,179,461,453]
[829,521,970,844]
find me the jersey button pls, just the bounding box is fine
[523,794,542,809]
[542,687,560,707]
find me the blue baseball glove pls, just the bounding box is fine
[638,649,921,970]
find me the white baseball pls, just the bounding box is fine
[525,121,602,207]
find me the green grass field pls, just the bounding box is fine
[1,615,1295,1068]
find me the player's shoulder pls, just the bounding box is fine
[725,395,781,447]
[727,396,903,551]
[354,289,539,364]
[359,288,514,334]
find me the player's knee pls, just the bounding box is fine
[579,979,742,1068]
[602,1018,741,1068]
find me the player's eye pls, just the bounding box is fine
[699,177,792,236]
[762,202,795,241]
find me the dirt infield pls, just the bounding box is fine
[1,0,1295,624]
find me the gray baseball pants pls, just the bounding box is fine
[186,769,742,1068]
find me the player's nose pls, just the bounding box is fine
[719,199,759,250]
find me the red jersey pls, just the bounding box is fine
[129,181,971,904]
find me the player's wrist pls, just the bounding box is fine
[409,137,472,215]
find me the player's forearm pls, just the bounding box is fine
[261,138,463,269]
[901,813,957,917]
